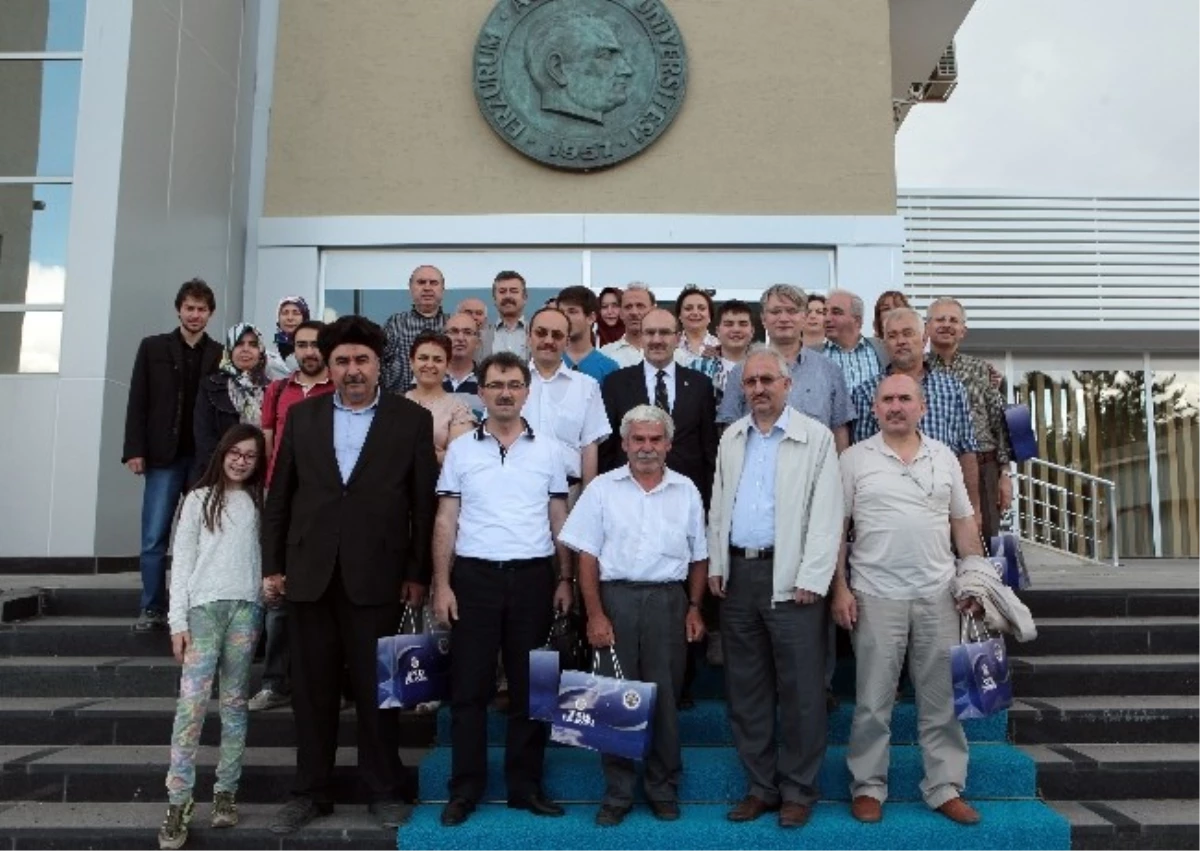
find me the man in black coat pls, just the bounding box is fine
[600,308,718,507]
[262,315,437,833]
[121,279,221,632]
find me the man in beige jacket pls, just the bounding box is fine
[707,346,844,829]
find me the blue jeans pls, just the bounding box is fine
[139,456,192,613]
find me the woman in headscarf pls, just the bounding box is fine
[595,286,625,347]
[194,323,270,479]
[265,296,310,380]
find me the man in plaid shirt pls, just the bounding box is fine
[851,307,981,528]
[925,297,1013,539]
[381,265,447,393]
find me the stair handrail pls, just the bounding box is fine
[1011,458,1120,568]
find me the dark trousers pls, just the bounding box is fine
[979,453,1002,541]
[449,557,555,803]
[288,568,406,805]
[261,604,289,694]
[721,555,827,806]
[598,581,687,808]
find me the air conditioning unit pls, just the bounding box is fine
[924,42,958,101]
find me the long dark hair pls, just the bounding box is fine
[191,423,267,532]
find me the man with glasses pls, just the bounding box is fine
[599,308,717,508]
[718,285,853,455]
[442,312,484,417]
[830,373,986,827]
[707,345,843,829]
[432,352,575,827]
[521,307,611,490]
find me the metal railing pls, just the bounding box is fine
[1010,458,1120,567]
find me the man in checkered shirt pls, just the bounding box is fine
[850,306,982,528]
[381,264,447,393]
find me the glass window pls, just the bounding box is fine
[0,309,61,373]
[589,249,833,302]
[0,60,82,176]
[1152,364,1199,557]
[0,0,87,52]
[0,184,71,304]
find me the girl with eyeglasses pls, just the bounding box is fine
[158,424,268,850]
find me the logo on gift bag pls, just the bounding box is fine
[622,689,641,710]
[404,656,428,685]
[437,637,451,655]
[563,708,596,727]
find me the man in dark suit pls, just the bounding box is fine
[262,315,437,834]
[600,308,717,507]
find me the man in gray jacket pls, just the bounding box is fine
[707,346,844,829]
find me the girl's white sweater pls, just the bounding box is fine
[167,487,262,634]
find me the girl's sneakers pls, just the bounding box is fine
[157,800,194,850]
[211,791,239,828]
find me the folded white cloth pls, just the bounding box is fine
[952,555,1038,643]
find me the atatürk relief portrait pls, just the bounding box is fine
[524,13,634,125]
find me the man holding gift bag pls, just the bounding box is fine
[432,352,575,828]
[830,373,986,826]
[559,404,709,827]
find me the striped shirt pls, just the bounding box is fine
[381,308,446,393]
[823,336,884,393]
[851,368,979,455]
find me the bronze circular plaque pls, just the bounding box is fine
[474,0,688,171]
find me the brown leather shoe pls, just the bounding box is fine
[726,795,777,822]
[937,797,981,825]
[778,801,812,828]
[851,795,883,823]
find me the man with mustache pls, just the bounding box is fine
[599,309,717,508]
[559,405,708,826]
[522,307,610,490]
[831,374,986,826]
[382,264,446,393]
[707,346,843,829]
[600,283,657,368]
[433,352,575,827]
[850,307,982,532]
[489,270,530,361]
[250,320,335,712]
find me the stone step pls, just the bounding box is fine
[1049,799,1200,851]
[1021,743,1200,801]
[1009,654,1200,697]
[1019,589,1199,619]
[0,657,201,698]
[0,801,397,850]
[1009,696,1200,745]
[40,585,143,618]
[416,743,1038,804]
[0,588,40,624]
[1014,617,1199,656]
[0,745,423,805]
[0,616,176,657]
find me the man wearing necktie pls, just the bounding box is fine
[600,308,717,508]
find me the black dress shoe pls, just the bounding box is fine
[440,798,475,827]
[268,798,332,834]
[649,800,681,821]
[507,792,565,817]
[368,800,412,829]
[594,804,631,827]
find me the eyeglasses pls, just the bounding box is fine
[226,449,258,464]
[742,375,782,388]
[531,328,567,341]
[482,381,528,392]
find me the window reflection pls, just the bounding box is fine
[1154,369,1200,557]
[0,309,61,373]
[0,184,72,305]
[0,61,82,177]
[0,0,87,52]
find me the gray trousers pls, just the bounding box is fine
[846,585,967,809]
[722,556,827,806]
[598,581,687,808]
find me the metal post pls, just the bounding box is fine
[1089,479,1099,561]
[1107,481,1121,567]
[1059,486,1070,553]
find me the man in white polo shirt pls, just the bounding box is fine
[521,306,611,490]
[560,404,708,827]
[432,351,575,828]
[831,373,986,827]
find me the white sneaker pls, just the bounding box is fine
[248,688,290,712]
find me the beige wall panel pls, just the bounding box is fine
[265,0,896,217]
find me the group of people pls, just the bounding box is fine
[121,266,1018,848]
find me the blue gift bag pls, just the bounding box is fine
[376,606,450,710]
[988,532,1031,591]
[1005,404,1039,462]
[529,647,657,761]
[950,615,1013,720]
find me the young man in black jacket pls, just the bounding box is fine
[122,279,222,631]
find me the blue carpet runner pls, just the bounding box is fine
[400,697,1069,848]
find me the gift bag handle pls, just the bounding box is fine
[398,604,418,636]
[591,645,624,681]
[961,612,993,644]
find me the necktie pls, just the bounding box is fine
[655,369,670,412]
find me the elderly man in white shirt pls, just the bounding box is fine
[831,373,986,827]
[521,307,611,489]
[707,345,844,830]
[560,404,708,828]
